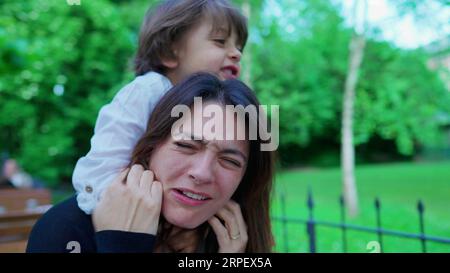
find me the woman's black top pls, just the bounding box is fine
[26,195,156,253]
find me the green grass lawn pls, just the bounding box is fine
[271,161,450,253]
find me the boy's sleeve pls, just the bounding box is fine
[72,73,172,215]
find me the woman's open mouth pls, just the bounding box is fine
[171,188,212,206]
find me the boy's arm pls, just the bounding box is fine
[72,73,172,214]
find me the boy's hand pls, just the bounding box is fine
[207,200,248,253]
[92,164,162,235]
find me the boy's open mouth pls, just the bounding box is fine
[221,65,239,79]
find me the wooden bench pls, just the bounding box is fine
[0,189,52,252]
[0,189,51,212]
[0,211,46,252]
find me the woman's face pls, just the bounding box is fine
[149,102,249,229]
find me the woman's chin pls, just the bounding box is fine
[162,199,213,229]
[164,215,202,229]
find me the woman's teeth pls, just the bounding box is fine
[182,191,208,201]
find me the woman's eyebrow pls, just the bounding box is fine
[174,132,206,144]
[178,133,247,161]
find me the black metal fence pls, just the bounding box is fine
[272,188,450,253]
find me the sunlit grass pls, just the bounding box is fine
[271,161,450,253]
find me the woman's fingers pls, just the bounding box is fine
[150,180,162,203]
[215,208,240,240]
[104,168,128,197]
[95,165,163,235]
[139,170,154,193]
[110,168,128,187]
[127,164,144,192]
[208,201,248,253]
[226,201,248,243]
[207,216,229,246]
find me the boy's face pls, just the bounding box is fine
[166,18,243,84]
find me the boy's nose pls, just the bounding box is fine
[229,47,242,63]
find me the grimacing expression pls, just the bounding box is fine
[149,102,249,229]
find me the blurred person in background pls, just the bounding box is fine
[0,159,44,189]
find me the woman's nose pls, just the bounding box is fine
[188,153,215,185]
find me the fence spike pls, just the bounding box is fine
[307,186,314,209]
[374,197,383,253]
[375,197,381,209]
[417,200,424,213]
[340,194,347,253]
[417,199,427,253]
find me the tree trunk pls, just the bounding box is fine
[341,0,367,218]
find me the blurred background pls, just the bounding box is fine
[0,0,449,252]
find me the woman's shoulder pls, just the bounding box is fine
[26,195,96,253]
[41,195,93,226]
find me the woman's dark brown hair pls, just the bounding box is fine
[130,72,275,252]
[134,0,248,76]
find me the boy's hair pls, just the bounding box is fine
[134,0,248,76]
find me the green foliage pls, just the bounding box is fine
[356,43,450,155]
[0,1,135,186]
[248,0,449,164]
[252,0,350,148]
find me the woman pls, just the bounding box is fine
[27,73,275,253]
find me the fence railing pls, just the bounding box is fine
[272,188,450,253]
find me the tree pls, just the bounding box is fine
[341,0,367,217]
[0,1,134,186]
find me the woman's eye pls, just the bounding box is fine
[175,142,194,149]
[222,158,241,168]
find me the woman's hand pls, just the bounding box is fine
[92,164,163,235]
[207,200,248,253]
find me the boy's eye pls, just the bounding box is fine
[213,39,226,45]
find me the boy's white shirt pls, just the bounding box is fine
[72,71,173,214]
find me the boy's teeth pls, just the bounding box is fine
[182,191,208,201]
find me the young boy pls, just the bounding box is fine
[73,0,248,214]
